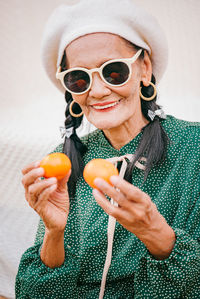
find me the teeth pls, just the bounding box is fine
[94,101,119,110]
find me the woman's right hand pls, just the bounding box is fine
[21,160,71,233]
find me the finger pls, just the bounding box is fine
[28,177,57,200]
[22,167,45,190]
[93,178,126,207]
[57,169,71,192]
[35,177,43,183]
[34,184,57,212]
[109,176,146,203]
[93,188,139,227]
[22,161,41,175]
[93,188,133,223]
[93,188,120,217]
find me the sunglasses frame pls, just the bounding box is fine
[56,49,142,95]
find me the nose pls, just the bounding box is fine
[88,73,111,98]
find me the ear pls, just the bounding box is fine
[140,50,152,86]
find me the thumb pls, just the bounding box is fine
[57,169,71,190]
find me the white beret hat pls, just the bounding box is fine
[41,0,168,93]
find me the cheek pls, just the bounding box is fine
[110,66,141,97]
[72,94,88,109]
[110,81,139,99]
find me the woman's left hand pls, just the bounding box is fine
[93,175,175,260]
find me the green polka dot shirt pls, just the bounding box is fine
[16,116,200,298]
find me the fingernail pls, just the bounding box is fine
[110,175,119,185]
[92,188,102,197]
[48,177,57,184]
[37,168,44,175]
[34,161,41,167]
[93,178,101,188]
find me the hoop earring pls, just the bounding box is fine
[139,82,157,101]
[69,100,84,118]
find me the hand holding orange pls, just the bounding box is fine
[83,158,119,188]
[40,153,71,180]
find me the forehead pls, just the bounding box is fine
[65,33,135,67]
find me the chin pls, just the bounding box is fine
[87,112,127,130]
[91,120,121,130]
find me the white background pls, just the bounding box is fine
[0,0,199,298]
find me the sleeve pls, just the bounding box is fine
[134,223,200,298]
[15,220,80,299]
[134,127,200,298]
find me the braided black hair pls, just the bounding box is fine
[124,73,169,182]
[60,53,87,196]
[124,44,169,182]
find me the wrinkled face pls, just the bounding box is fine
[65,33,152,130]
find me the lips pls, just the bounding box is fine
[91,99,121,110]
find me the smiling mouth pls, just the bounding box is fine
[91,99,122,110]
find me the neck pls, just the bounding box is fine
[103,114,149,150]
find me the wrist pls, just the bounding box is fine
[139,213,176,260]
[40,228,65,268]
[45,227,65,239]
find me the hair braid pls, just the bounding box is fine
[62,91,87,197]
[124,74,169,182]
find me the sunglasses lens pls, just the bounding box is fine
[64,70,90,93]
[103,62,129,85]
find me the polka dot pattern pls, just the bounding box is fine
[15,115,200,298]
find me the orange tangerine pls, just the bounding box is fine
[83,158,119,188]
[40,153,71,180]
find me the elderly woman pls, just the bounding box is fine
[15,0,200,298]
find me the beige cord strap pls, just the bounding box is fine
[98,154,146,299]
[98,202,117,299]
